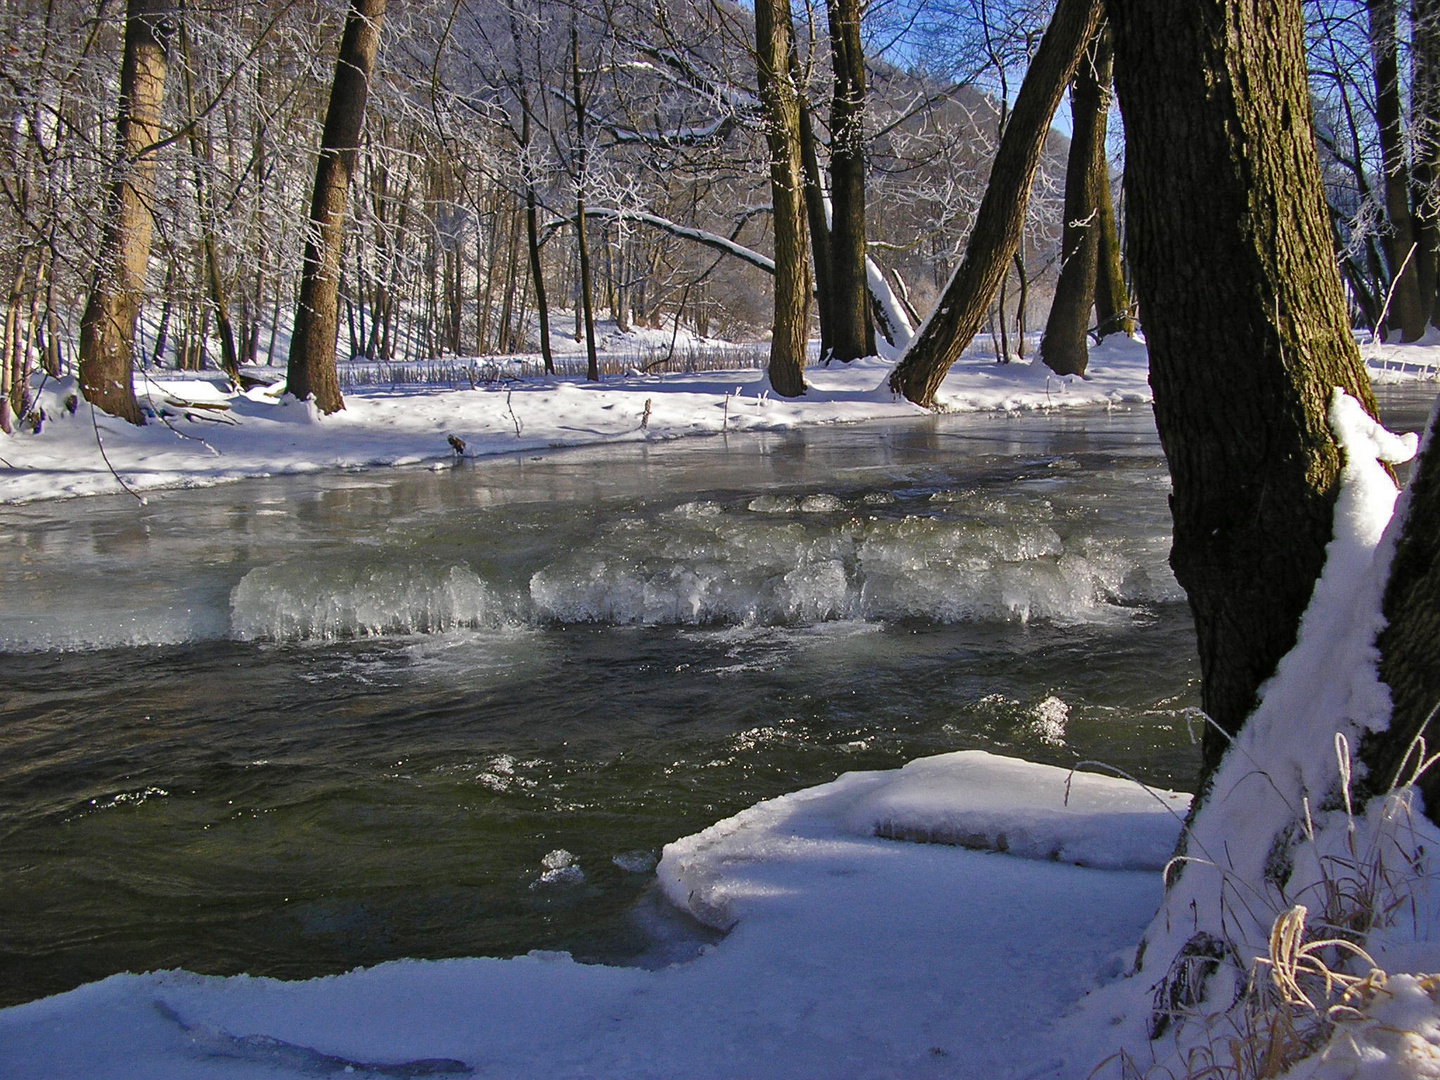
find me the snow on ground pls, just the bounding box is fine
[1054,387,1440,1079]
[5,336,1440,1077]
[0,335,1154,504]
[0,752,1185,1080]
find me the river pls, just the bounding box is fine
[1,385,1431,1007]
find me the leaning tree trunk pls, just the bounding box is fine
[78,0,176,426]
[1039,26,1111,376]
[755,0,810,398]
[825,0,873,362]
[888,0,1101,406]
[1371,0,1427,342]
[1108,0,1377,782]
[287,0,387,414]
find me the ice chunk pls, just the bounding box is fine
[532,849,584,888]
[231,561,508,641]
[612,851,657,874]
[659,750,1189,932]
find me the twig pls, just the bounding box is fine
[505,389,523,436]
[89,402,145,504]
[1374,242,1418,341]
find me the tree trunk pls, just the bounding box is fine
[572,22,599,382]
[1413,0,1440,326]
[1093,155,1132,338]
[1370,0,1427,341]
[888,0,1101,406]
[78,0,176,426]
[755,0,811,397]
[287,0,387,414]
[1108,0,1377,780]
[1358,405,1440,820]
[825,0,873,362]
[1039,26,1111,376]
[180,25,240,385]
[796,90,834,364]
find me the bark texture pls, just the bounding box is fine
[1364,416,1440,819]
[825,0,873,362]
[1092,156,1132,338]
[755,0,810,398]
[287,0,387,414]
[888,0,1101,406]
[1108,0,1376,778]
[1039,27,1111,376]
[78,0,176,425]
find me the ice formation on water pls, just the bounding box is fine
[230,561,508,641]
[532,849,585,889]
[218,482,1178,643]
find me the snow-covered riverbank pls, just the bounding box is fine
[1,337,1156,504]
[4,337,1440,1078]
[0,752,1186,1079]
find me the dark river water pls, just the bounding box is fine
[1,385,1432,1008]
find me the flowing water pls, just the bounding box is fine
[1,386,1432,1008]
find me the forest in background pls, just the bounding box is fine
[0,0,1433,427]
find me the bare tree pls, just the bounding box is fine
[288,0,388,414]
[78,0,178,425]
[888,0,1100,407]
[755,0,810,396]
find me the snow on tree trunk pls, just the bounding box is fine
[1109,0,1376,781]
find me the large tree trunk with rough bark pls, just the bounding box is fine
[755,0,810,398]
[287,0,387,414]
[825,0,873,362]
[78,0,176,426]
[1108,0,1377,781]
[1039,26,1111,376]
[1363,417,1440,818]
[888,0,1101,407]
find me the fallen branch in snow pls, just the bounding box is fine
[88,403,145,505]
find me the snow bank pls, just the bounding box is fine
[659,752,1189,932]
[0,750,1175,1079]
[1,339,1154,505]
[845,751,1190,871]
[1063,391,1440,1078]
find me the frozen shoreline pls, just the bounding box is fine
[0,752,1187,1080]
[1,339,1158,505]
[5,337,1440,1078]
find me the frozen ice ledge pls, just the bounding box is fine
[659,750,1190,931]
